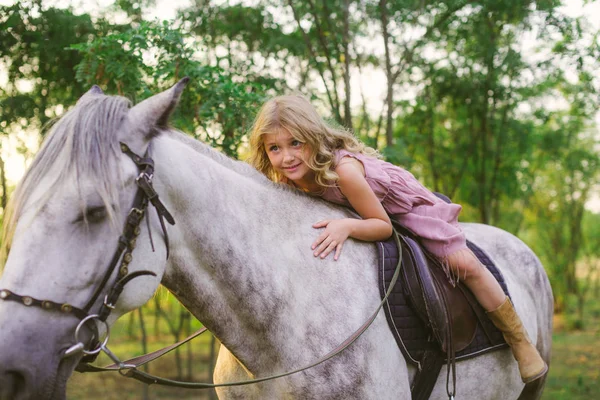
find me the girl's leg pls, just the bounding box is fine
[446,250,505,311]
[446,249,548,383]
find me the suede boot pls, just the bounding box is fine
[487,297,548,383]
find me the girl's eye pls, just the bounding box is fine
[268,145,279,152]
[291,140,302,147]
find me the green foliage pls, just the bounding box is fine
[71,20,278,157]
[0,0,97,128]
[115,0,157,23]
[390,0,553,227]
[582,212,600,259]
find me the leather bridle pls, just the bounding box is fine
[0,141,404,390]
[0,142,175,364]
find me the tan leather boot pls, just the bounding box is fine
[487,297,548,383]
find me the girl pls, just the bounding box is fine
[248,94,547,383]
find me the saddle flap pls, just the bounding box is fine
[429,258,477,352]
[399,235,476,353]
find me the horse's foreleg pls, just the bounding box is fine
[214,345,259,399]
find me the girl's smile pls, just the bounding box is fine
[263,129,316,188]
[283,162,301,172]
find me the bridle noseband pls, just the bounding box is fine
[0,142,174,366]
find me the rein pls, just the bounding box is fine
[0,141,404,390]
[77,231,404,389]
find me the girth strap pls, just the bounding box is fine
[410,350,445,400]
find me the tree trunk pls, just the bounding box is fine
[342,0,352,130]
[425,87,439,191]
[137,308,150,400]
[379,0,395,147]
[127,310,136,339]
[0,154,7,211]
[288,0,342,124]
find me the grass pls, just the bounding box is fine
[542,299,600,400]
[67,313,218,400]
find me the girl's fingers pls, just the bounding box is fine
[315,239,330,256]
[320,240,337,258]
[312,220,330,228]
[312,232,328,250]
[314,236,334,256]
[334,243,343,261]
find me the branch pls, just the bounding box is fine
[306,0,342,114]
[287,0,342,124]
[392,0,471,82]
[342,0,352,128]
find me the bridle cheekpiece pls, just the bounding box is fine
[0,142,175,369]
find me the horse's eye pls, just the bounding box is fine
[86,206,107,223]
[75,206,107,224]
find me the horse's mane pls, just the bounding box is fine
[161,129,304,196]
[0,92,312,264]
[1,94,131,262]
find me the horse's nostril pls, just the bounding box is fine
[0,370,26,400]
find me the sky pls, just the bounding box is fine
[146,0,598,27]
[1,0,599,210]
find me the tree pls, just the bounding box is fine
[528,100,599,314]
[72,20,277,157]
[524,8,600,314]
[0,0,98,212]
[388,1,585,228]
[0,1,98,127]
[373,0,472,148]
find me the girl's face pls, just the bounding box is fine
[263,129,314,185]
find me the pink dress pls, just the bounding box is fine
[320,149,467,258]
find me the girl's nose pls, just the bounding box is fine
[283,150,294,162]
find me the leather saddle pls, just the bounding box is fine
[397,230,477,354]
[377,223,510,400]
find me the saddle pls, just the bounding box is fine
[399,231,476,354]
[377,225,510,400]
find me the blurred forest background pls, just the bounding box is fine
[0,0,599,399]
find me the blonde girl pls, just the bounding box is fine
[248,94,547,383]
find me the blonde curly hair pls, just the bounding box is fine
[248,95,378,187]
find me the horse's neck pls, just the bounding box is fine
[152,133,377,373]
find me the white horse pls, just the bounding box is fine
[0,80,552,400]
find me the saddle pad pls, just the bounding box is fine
[377,236,509,366]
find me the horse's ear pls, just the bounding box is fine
[77,85,104,103]
[88,85,104,95]
[128,77,190,136]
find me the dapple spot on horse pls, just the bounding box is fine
[0,80,552,400]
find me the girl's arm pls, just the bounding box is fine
[312,157,393,260]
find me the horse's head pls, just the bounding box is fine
[0,78,189,400]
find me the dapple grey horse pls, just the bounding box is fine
[0,80,552,399]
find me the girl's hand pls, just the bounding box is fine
[311,219,353,261]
